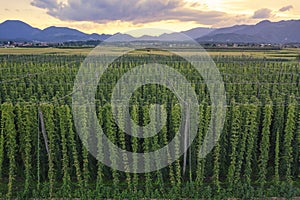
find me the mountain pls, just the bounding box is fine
[0,20,111,42]
[106,33,136,42]
[182,27,216,39]
[33,26,111,42]
[198,33,266,43]
[124,28,215,41]
[0,20,40,41]
[197,20,300,44]
[1,19,300,44]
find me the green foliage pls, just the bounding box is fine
[131,105,139,192]
[15,103,35,197]
[58,105,71,197]
[1,103,17,198]
[244,103,258,185]
[171,104,182,189]
[227,100,241,189]
[0,54,299,198]
[283,96,296,183]
[195,104,205,186]
[258,101,273,187]
[40,104,56,197]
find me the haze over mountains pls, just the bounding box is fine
[0,19,300,44]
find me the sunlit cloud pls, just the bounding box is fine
[252,8,273,19]
[279,5,293,12]
[30,0,228,24]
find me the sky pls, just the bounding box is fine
[0,0,299,36]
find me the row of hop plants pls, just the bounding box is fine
[0,54,299,106]
[0,97,298,198]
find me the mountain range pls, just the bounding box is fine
[0,20,111,42]
[0,19,300,44]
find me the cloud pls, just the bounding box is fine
[31,0,60,9]
[279,5,293,12]
[252,8,272,19]
[30,0,227,25]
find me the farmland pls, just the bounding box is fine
[0,47,299,199]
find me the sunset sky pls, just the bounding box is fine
[0,0,299,35]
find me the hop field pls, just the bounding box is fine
[0,49,299,199]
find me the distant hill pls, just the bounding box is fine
[34,26,103,42]
[1,19,300,44]
[182,27,216,39]
[0,20,40,41]
[0,20,111,42]
[134,27,215,41]
[106,33,136,42]
[197,20,300,44]
[198,33,266,44]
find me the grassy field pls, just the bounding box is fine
[0,47,299,60]
[0,47,93,55]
